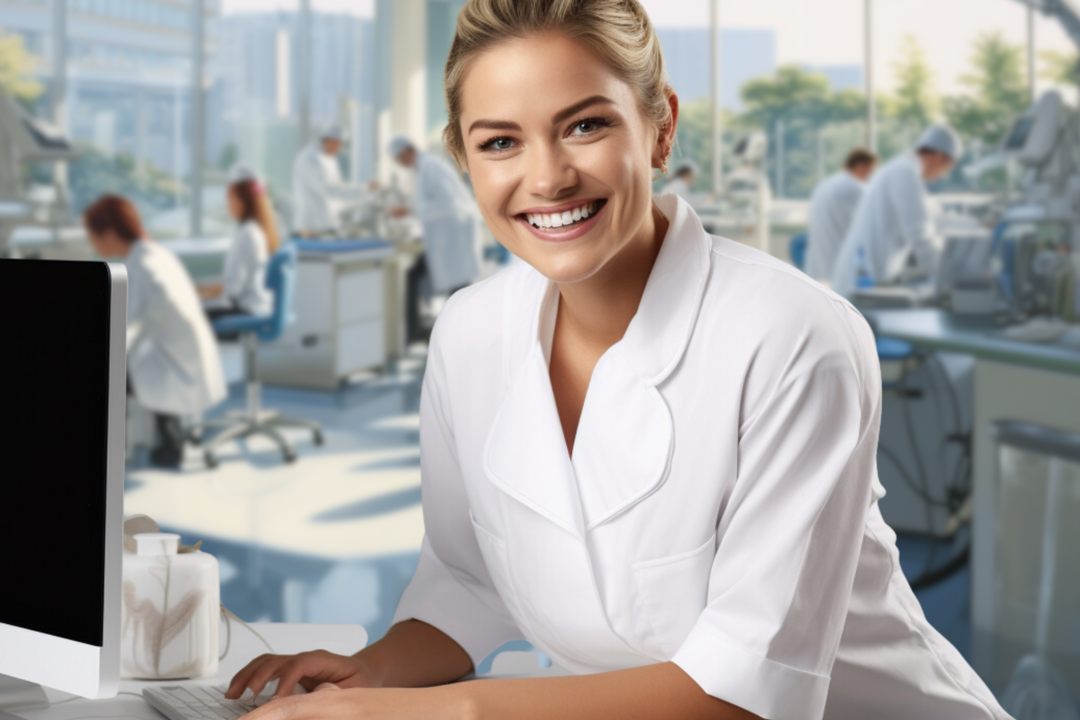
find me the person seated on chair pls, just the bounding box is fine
[200,168,281,329]
[84,195,227,469]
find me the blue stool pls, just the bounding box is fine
[877,337,915,390]
[202,245,324,468]
[789,232,808,271]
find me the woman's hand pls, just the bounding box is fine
[225,650,381,700]
[239,682,471,720]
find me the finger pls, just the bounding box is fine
[272,654,335,699]
[227,655,280,699]
[241,693,314,720]
[243,656,300,699]
[313,683,341,693]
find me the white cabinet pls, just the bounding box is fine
[257,244,395,390]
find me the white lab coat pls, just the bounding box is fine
[413,152,482,293]
[831,154,937,297]
[394,194,1008,720]
[127,240,226,417]
[292,142,366,234]
[805,170,864,282]
[222,220,273,316]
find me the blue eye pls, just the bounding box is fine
[479,136,516,152]
[570,117,611,136]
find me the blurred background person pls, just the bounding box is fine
[387,134,482,344]
[659,157,699,201]
[831,125,962,297]
[84,195,225,469]
[292,125,370,237]
[201,168,281,325]
[804,148,876,283]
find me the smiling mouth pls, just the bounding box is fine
[518,199,607,230]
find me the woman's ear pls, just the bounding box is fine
[652,88,680,172]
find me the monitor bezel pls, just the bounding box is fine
[0,261,126,701]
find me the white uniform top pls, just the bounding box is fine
[831,154,937,298]
[805,170,865,282]
[394,194,1008,720]
[412,152,482,293]
[222,220,273,316]
[292,142,366,234]
[126,240,226,416]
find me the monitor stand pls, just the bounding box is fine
[0,674,49,717]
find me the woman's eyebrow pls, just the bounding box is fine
[551,95,615,124]
[467,119,522,135]
[466,95,616,136]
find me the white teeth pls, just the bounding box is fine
[525,202,601,229]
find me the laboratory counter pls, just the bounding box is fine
[863,308,1080,376]
[863,307,1080,695]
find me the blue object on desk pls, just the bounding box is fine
[789,232,808,271]
[877,337,915,361]
[291,238,394,254]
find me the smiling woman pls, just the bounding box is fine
[222,2,1012,720]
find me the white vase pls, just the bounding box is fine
[121,533,220,680]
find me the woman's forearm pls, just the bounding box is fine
[457,662,761,720]
[356,620,474,689]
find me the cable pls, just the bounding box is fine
[221,605,275,655]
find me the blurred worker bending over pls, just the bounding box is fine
[84,195,225,469]
[293,125,370,237]
[805,148,876,283]
[387,135,482,344]
[831,125,961,297]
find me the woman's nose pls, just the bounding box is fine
[524,144,578,199]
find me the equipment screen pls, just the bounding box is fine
[0,260,113,647]
[1004,115,1035,152]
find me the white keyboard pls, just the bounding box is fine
[144,682,284,720]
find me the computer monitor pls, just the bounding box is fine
[0,260,126,711]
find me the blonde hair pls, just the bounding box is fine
[443,0,673,171]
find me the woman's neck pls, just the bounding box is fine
[554,205,668,353]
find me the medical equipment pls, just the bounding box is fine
[702,131,772,253]
[0,260,126,712]
[0,90,78,258]
[990,421,1080,718]
[143,681,297,720]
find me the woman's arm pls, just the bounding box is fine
[460,662,761,720]
[238,660,761,720]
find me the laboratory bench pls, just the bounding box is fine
[864,307,1080,695]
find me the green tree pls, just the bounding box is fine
[734,65,867,197]
[1040,49,1078,86]
[887,35,938,129]
[0,32,43,103]
[943,31,1029,148]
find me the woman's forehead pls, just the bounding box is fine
[459,35,636,129]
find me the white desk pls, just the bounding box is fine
[14,624,566,720]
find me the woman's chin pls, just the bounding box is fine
[522,249,608,286]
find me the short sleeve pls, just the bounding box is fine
[391,318,525,668]
[671,306,881,720]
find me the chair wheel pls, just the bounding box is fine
[284,451,298,464]
[204,451,218,469]
[313,430,324,446]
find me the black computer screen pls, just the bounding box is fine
[0,260,114,647]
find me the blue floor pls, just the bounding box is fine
[126,357,979,667]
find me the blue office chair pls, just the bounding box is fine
[201,244,324,468]
[789,232,808,271]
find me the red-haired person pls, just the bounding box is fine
[84,195,226,468]
[201,169,281,322]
